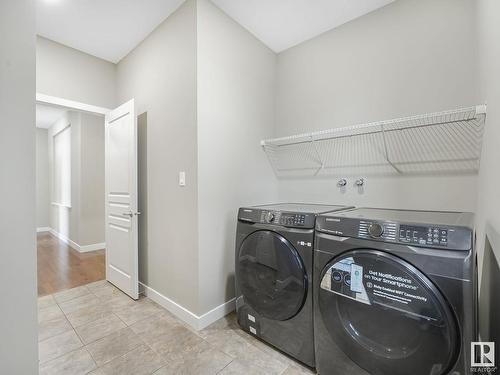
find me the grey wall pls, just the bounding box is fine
[80,113,105,246]
[476,0,500,344]
[37,128,50,228]
[37,36,116,108]
[275,0,479,213]
[0,0,38,372]
[49,111,105,247]
[116,0,199,313]
[197,0,278,314]
[138,113,149,288]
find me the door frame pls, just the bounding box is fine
[35,92,112,273]
[36,93,111,116]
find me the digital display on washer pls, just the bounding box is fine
[399,225,448,247]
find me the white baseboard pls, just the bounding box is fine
[48,228,105,253]
[198,296,236,330]
[139,282,235,331]
[37,227,51,233]
[79,243,106,252]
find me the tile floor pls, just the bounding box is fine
[38,281,315,375]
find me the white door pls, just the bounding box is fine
[105,99,139,299]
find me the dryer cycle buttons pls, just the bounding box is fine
[399,225,449,247]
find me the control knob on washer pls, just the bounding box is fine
[266,212,275,223]
[368,223,384,237]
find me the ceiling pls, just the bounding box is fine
[36,104,67,129]
[36,0,394,62]
[36,0,185,63]
[211,0,395,52]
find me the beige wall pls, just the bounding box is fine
[36,36,116,108]
[48,111,105,248]
[197,0,278,314]
[274,0,479,213]
[36,128,50,228]
[0,0,38,372]
[476,0,500,342]
[116,0,199,313]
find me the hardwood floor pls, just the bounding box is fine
[37,232,105,296]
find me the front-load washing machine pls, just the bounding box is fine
[314,208,476,375]
[235,203,353,367]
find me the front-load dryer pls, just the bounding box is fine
[235,203,353,367]
[314,208,476,375]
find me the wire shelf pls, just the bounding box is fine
[261,105,486,178]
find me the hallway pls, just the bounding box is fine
[37,232,105,296]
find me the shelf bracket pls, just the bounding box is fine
[310,136,325,175]
[381,124,402,174]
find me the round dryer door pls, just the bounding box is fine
[237,230,307,321]
[318,250,459,375]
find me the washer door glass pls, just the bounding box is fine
[237,230,307,321]
[318,250,459,375]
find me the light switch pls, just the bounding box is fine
[179,171,186,186]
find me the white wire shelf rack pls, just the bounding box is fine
[261,105,487,178]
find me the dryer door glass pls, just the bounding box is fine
[318,250,459,375]
[237,230,307,321]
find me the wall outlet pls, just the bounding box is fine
[179,171,186,186]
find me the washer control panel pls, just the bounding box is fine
[399,225,448,247]
[257,211,311,228]
[279,213,306,226]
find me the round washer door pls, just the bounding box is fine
[318,250,459,375]
[237,230,307,321]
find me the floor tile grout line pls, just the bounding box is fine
[57,294,114,331]
[38,290,112,346]
[87,330,146,370]
[215,358,235,374]
[37,320,73,343]
[129,316,171,363]
[92,339,167,373]
[53,285,92,305]
[38,304,82,349]
[38,339,85,367]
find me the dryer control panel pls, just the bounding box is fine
[316,216,473,251]
[399,225,449,247]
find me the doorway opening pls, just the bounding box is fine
[36,95,109,296]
